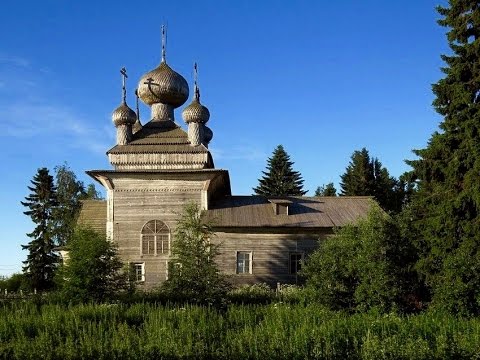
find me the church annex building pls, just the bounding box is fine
[79,32,373,289]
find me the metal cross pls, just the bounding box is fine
[194,62,200,101]
[120,67,128,103]
[161,25,167,62]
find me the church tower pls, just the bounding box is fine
[87,27,231,287]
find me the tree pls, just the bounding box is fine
[253,145,307,196]
[314,183,337,196]
[303,207,419,313]
[56,227,127,303]
[53,163,102,247]
[162,202,230,306]
[406,0,480,315]
[21,168,59,291]
[340,148,402,213]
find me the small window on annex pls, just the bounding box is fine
[132,263,145,282]
[141,220,170,256]
[290,253,304,274]
[236,251,252,274]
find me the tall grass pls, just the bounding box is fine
[0,302,479,359]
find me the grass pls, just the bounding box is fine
[1,302,480,359]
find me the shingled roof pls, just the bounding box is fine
[107,120,209,155]
[77,200,107,236]
[107,120,213,170]
[205,196,374,229]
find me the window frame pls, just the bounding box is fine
[132,262,145,282]
[236,251,253,275]
[140,220,171,256]
[289,252,304,275]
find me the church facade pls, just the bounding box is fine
[81,33,372,289]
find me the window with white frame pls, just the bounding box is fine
[132,262,145,282]
[236,251,252,274]
[289,252,304,274]
[166,261,182,280]
[141,220,170,255]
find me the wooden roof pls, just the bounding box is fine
[76,200,107,236]
[205,196,374,229]
[107,120,209,155]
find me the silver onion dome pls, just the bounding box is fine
[203,125,213,144]
[137,61,189,108]
[182,97,210,124]
[112,103,137,127]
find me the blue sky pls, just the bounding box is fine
[0,0,448,276]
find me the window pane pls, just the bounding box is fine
[237,252,251,274]
[157,235,169,254]
[142,235,155,255]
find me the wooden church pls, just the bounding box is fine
[80,29,373,289]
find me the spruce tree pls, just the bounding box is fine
[314,183,337,196]
[21,168,59,291]
[406,0,480,314]
[340,148,401,212]
[254,145,307,196]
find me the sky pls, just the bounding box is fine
[0,0,448,276]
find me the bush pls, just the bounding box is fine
[303,206,419,313]
[55,227,128,303]
[0,273,30,293]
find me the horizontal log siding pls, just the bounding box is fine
[213,232,327,287]
[110,177,206,288]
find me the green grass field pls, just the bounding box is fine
[1,302,480,359]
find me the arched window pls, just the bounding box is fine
[141,220,170,255]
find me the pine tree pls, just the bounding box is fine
[406,0,480,314]
[162,202,230,306]
[21,168,59,291]
[340,148,401,212]
[254,145,307,196]
[314,183,337,196]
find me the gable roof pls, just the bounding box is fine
[76,200,107,236]
[205,196,374,229]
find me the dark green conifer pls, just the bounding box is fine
[340,148,401,213]
[314,183,337,196]
[406,0,480,314]
[21,168,59,291]
[254,145,307,196]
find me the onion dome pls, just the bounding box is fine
[112,67,137,127]
[182,63,210,124]
[203,125,213,143]
[112,103,136,126]
[137,61,189,108]
[182,87,210,124]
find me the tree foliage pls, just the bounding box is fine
[21,168,59,291]
[303,207,419,313]
[56,227,127,303]
[314,183,337,196]
[254,145,307,196]
[405,0,480,315]
[54,164,85,247]
[162,203,230,306]
[340,148,403,213]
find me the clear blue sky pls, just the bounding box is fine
[0,0,448,276]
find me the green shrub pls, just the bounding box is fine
[303,207,419,313]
